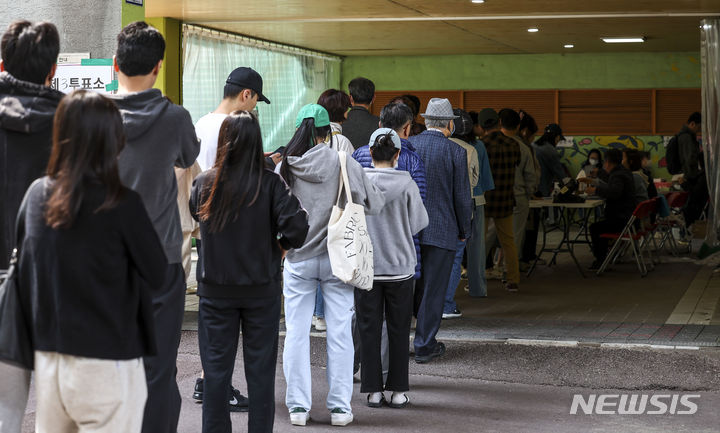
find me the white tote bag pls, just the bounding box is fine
[327,152,374,290]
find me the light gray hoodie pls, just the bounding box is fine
[364,168,429,277]
[277,144,385,263]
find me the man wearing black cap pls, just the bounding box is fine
[195,66,271,171]
[191,66,271,413]
[534,123,567,198]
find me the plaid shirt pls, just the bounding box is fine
[483,131,521,219]
[409,130,472,250]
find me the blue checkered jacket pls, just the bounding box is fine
[408,130,472,250]
[352,138,426,279]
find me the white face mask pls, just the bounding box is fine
[589,158,599,166]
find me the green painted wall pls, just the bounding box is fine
[121,1,145,27]
[341,52,701,91]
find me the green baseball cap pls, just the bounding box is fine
[295,104,330,128]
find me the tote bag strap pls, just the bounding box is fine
[335,151,355,207]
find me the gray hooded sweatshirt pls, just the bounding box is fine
[109,89,200,264]
[277,144,385,263]
[364,168,429,277]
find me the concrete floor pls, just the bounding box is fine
[20,333,720,433]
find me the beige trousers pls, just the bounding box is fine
[34,351,146,433]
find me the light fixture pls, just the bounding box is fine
[471,0,485,3]
[564,44,574,48]
[602,37,645,43]
[528,28,539,33]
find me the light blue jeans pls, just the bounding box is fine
[466,205,488,297]
[283,252,355,414]
[314,286,324,318]
[444,240,467,314]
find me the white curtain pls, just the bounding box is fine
[182,26,341,152]
[701,19,720,245]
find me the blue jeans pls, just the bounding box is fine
[444,240,466,314]
[466,205,487,297]
[283,253,355,413]
[314,286,324,318]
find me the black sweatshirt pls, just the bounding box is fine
[18,178,167,360]
[190,169,308,298]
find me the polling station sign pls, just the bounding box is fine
[51,59,117,94]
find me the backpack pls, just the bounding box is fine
[665,134,682,175]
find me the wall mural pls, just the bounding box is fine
[556,135,671,180]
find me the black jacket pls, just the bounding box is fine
[0,72,64,268]
[342,106,380,150]
[597,165,636,222]
[190,169,308,298]
[18,178,167,360]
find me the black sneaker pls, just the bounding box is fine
[442,309,462,319]
[192,378,203,401]
[414,342,446,364]
[192,378,249,412]
[229,387,249,412]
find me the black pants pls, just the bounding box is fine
[355,279,413,393]
[199,294,281,433]
[142,263,185,433]
[521,209,541,262]
[590,219,627,262]
[683,176,708,227]
[413,245,455,357]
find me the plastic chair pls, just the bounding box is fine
[657,192,690,255]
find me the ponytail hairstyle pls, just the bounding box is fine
[369,133,400,163]
[198,110,265,233]
[280,117,330,187]
[45,90,125,229]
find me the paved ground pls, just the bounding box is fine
[21,332,720,432]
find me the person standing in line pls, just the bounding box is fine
[343,77,380,150]
[465,112,495,299]
[191,111,309,433]
[192,66,271,411]
[498,108,536,275]
[108,21,200,433]
[313,88,355,332]
[0,20,64,433]
[278,104,385,427]
[21,90,167,433]
[408,98,472,364]
[352,101,427,381]
[442,108,480,319]
[481,108,522,292]
[356,130,428,409]
[195,67,271,172]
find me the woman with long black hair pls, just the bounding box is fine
[278,104,384,427]
[16,90,167,433]
[190,111,308,433]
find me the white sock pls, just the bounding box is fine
[368,392,384,404]
[391,392,408,405]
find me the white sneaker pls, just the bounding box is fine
[330,408,353,426]
[289,408,309,426]
[313,316,326,331]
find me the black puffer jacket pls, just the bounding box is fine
[0,72,64,268]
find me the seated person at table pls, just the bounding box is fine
[623,149,649,204]
[584,149,636,270]
[641,152,658,198]
[576,149,608,193]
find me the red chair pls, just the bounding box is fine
[657,192,690,255]
[596,198,659,277]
